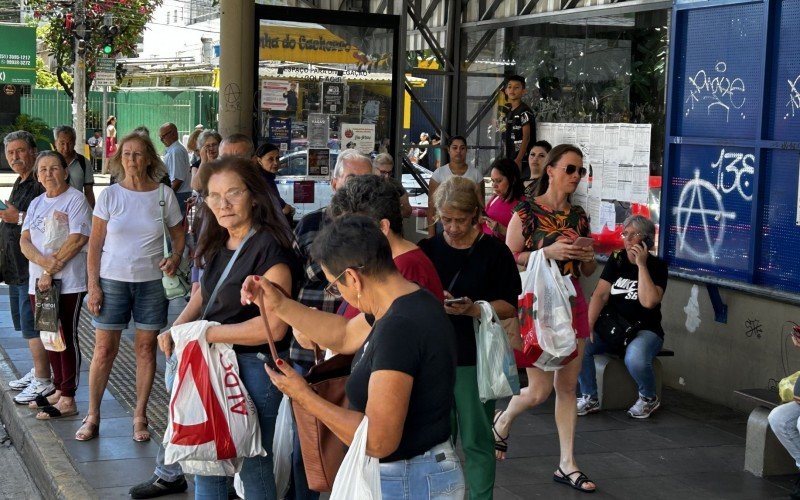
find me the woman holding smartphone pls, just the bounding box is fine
[577,214,668,419]
[494,144,597,494]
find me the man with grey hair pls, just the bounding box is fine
[1,131,53,403]
[286,147,372,498]
[218,133,255,161]
[54,125,95,208]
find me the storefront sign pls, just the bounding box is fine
[261,79,295,111]
[307,113,329,148]
[0,24,36,86]
[268,117,292,151]
[322,82,344,114]
[340,123,375,155]
[259,23,359,65]
[308,148,331,176]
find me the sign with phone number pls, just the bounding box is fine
[0,24,36,86]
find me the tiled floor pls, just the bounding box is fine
[0,286,796,499]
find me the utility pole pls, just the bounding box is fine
[73,0,86,151]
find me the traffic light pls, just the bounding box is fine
[100,25,119,55]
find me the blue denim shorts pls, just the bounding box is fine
[92,278,168,331]
[380,440,465,499]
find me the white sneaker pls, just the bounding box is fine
[627,395,660,419]
[8,368,35,391]
[577,395,601,416]
[14,379,55,404]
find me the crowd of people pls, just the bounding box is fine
[0,82,671,499]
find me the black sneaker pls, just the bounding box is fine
[129,474,188,499]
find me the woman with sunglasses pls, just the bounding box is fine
[243,215,465,498]
[493,144,598,493]
[152,157,299,499]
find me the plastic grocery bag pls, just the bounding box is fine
[519,250,578,370]
[273,395,294,499]
[43,211,69,251]
[330,417,381,500]
[163,320,266,475]
[474,301,520,403]
[34,280,60,333]
[779,371,800,403]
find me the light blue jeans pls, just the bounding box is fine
[194,352,283,500]
[379,440,465,500]
[578,329,664,399]
[768,403,800,469]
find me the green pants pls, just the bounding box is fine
[451,365,496,500]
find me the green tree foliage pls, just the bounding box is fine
[29,0,161,99]
[36,56,72,89]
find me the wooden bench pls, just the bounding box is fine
[596,350,673,411]
[734,388,796,477]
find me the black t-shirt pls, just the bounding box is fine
[1,174,44,284]
[601,251,669,337]
[503,102,536,172]
[346,289,456,462]
[201,230,298,353]
[418,234,521,366]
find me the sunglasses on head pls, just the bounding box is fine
[554,164,588,178]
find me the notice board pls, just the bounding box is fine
[661,0,800,294]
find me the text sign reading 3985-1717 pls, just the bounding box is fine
[0,24,36,86]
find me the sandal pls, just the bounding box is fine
[28,393,59,410]
[75,414,100,441]
[493,410,510,460]
[553,466,596,493]
[133,416,151,442]
[36,404,78,420]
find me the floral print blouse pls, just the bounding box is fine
[514,198,590,277]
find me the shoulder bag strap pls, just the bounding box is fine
[447,232,483,292]
[201,228,256,320]
[159,185,170,259]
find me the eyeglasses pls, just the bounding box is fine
[377,169,393,177]
[621,231,642,240]
[555,164,588,178]
[324,265,364,298]
[205,188,248,208]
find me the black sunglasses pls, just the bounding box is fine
[555,164,588,178]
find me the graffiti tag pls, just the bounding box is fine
[685,62,747,122]
[673,169,737,260]
[710,149,755,201]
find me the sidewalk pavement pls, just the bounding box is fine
[0,283,797,499]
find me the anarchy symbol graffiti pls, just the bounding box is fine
[673,169,737,260]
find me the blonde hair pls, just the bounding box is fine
[187,128,203,153]
[434,176,480,224]
[108,133,167,183]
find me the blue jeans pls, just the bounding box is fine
[194,352,283,500]
[9,281,37,339]
[380,440,465,500]
[768,403,800,469]
[578,329,664,399]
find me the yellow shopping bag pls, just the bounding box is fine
[779,371,800,403]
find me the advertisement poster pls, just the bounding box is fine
[307,113,329,148]
[0,25,36,86]
[308,148,330,176]
[322,82,344,114]
[340,123,375,155]
[261,80,292,110]
[268,117,292,151]
[294,181,315,204]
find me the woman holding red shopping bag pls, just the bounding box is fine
[493,144,598,493]
[155,156,299,499]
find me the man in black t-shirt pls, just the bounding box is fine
[501,75,536,179]
[578,216,668,419]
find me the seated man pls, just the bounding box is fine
[577,215,668,419]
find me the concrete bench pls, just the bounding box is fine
[596,350,673,411]
[734,388,796,477]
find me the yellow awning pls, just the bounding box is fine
[259,24,361,65]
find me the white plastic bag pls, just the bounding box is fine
[474,301,520,403]
[163,320,266,475]
[527,250,577,358]
[43,211,69,251]
[273,395,293,499]
[330,417,381,500]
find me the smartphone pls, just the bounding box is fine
[0,200,7,210]
[256,351,278,371]
[444,297,468,305]
[573,237,594,248]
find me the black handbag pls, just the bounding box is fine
[594,307,641,351]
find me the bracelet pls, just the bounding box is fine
[42,270,50,276]
[17,211,24,226]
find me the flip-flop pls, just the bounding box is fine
[28,394,57,410]
[553,466,596,493]
[36,405,78,420]
[493,410,510,459]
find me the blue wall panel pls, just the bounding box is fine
[766,0,800,141]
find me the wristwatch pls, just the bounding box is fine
[17,211,25,226]
[42,270,50,276]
